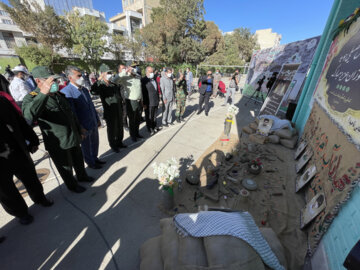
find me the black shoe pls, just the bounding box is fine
[111,147,119,153]
[181,117,185,122]
[88,164,102,169]
[205,112,208,116]
[176,117,181,123]
[79,176,95,182]
[36,198,54,207]
[162,124,168,127]
[150,129,155,136]
[136,135,144,139]
[118,144,127,148]
[197,110,202,115]
[169,122,175,126]
[95,159,106,165]
[19,214,34,225]
[131,136,137,142]
[69,185,86,193]
[155,127,162,132]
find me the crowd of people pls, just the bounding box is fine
[0,62,241,229]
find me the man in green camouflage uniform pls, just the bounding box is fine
[175,73,188,123]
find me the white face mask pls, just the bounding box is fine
[106,74,112,80]
[75,76,85,87]
[148,73,154,79]
[167,73,172,78]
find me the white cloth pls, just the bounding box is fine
[258,114,293,132]
[9,77,31,102]
[174,211,285,270]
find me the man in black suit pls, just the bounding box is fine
[0,96,53,225]
[197,70,214,116]
[141,67,160,135]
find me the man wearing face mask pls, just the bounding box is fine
[113,63,143,142]
[198,70,214,116]
[91,64,125,152]
[141,66,160,135]
[160,68,174,127]
[22,66,92,193]
[9,66,31,108]
[61,66,105,170]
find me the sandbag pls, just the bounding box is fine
[242,126,255,134]
[274,128,293,139]
[140,236,164,270]
[268,135,280,144]
[259,228,287,269]
[249,122,258,131]
[160,218,179,270]
[280,135,298,149]
[178,236,208,267]
[203,235,265,269]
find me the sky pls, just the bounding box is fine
[94,0,334,44]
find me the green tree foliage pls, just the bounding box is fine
[1,0,71,66]
[204,27,258,66]
[202,21,224,57]
[67,12,109,70]
[141,0,206,64]
[15,45,61,66]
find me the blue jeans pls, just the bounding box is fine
[81,127,99,166]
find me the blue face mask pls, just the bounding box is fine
[50,82,59,93]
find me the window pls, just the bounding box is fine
[0,10,9,16]
[26,37,38,46]
[2,19,14,25]
[2,32,16,49]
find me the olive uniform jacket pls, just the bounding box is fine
[22,89,82,151]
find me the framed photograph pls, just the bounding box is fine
[294,140,308,160]
[300,192,326,229]
[295,148,313,173]
[257,118,274,136]
[295,164,317,192]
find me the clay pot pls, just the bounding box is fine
[248,163,261,175]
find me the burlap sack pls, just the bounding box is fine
[242,126,255,134]
[249,122,258,131]
[178,236,208,267]
[274,129,293,139]
[259,228,287,269]
[140,236,164,270]
[280,136,298,149]
[268,135,280,144]
[203,235,265,269]
[160,218,179,270]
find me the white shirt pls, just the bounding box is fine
[9,77,31,102]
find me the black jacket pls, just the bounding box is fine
[141,76,159,107]
[0,96,39,156]
[199,75,213,95]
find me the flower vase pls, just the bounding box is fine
[161,186,174,210]
[224,117,233,137]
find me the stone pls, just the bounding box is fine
[268,135,280,144]
[280,135,299,149]
[242,126,255,134]
[249,134,267,145]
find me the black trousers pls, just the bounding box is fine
[0,150,46,217]
[122,101,128,128]
[145,106,158,132]
[198,91,212,113]
[104,103,123,149]
[126,99,141,138]
[48,145,88,190]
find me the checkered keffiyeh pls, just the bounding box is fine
[174,211,285,270]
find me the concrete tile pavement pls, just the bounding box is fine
[0,91,259,270]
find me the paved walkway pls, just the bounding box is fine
[0,91,259,270]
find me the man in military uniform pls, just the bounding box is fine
[91,64,125,152]
[22,66,93,193]
[113,63,143,142]
[0,96,53,225]
[175,72,188,123]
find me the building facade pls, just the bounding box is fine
[254,28,282,50]
[35,0,93,14]
[110,0,160,36]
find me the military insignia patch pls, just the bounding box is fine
[29,91,38,96]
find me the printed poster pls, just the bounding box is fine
[314,19,360,148]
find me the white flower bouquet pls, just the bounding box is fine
[152,157,180,194]
[226,104,239,118]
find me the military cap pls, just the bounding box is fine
[31,66,61,79]
[99,63,112,73]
